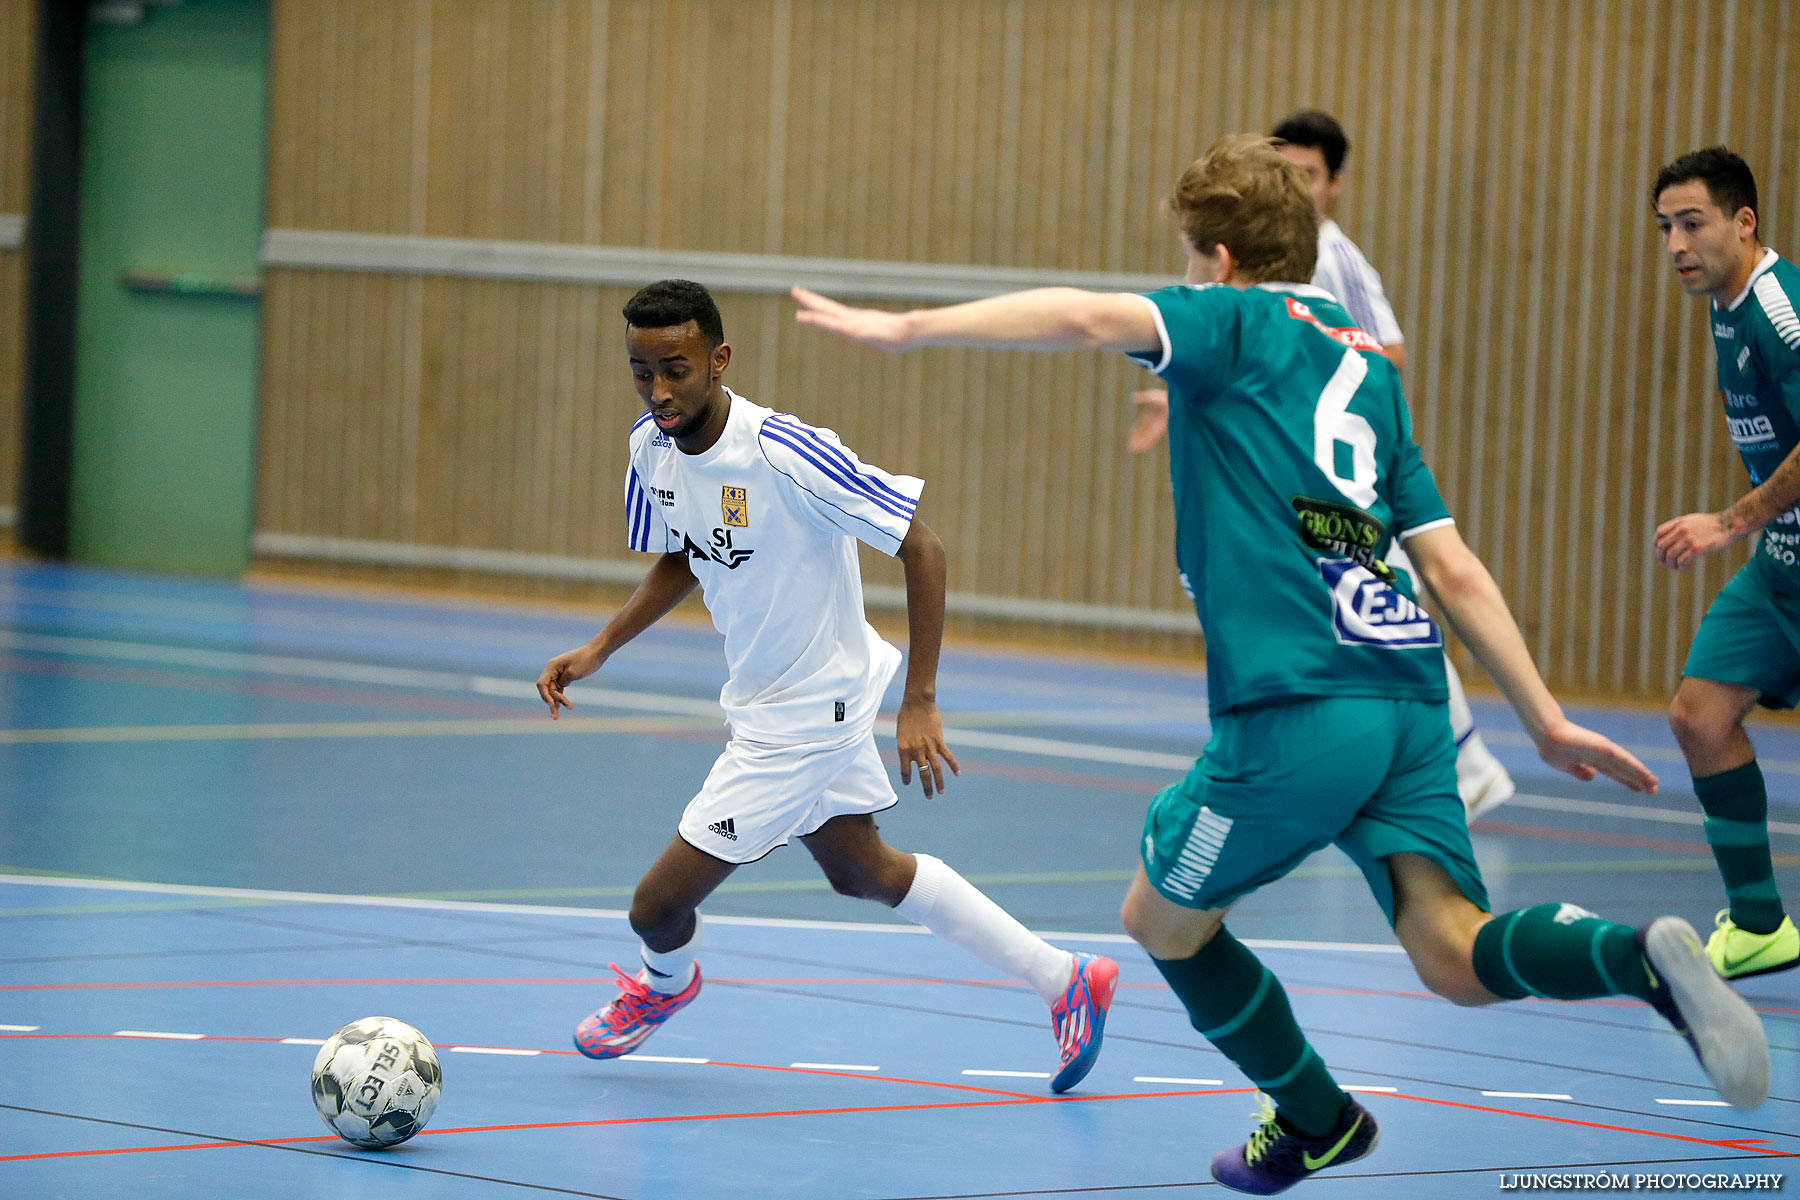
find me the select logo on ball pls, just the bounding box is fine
[311,1016,443,1149]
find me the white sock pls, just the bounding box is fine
[894,854,1073,1005]
[1443,653,1475,744]
[640,914,702,994]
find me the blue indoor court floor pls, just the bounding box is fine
[0,561,1795,1197]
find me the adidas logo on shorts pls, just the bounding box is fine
[708,818,737,841]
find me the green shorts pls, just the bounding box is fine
[1140,695,1489,924]
[1684,554,1800,710]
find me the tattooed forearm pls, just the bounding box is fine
[1722,443,1800,536]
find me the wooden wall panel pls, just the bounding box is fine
[0,0,34,528]
[0,0,29,215]
[261,0,1800,700]
[0,247,22,526]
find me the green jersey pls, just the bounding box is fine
[1128,283,1451,714]
[1709,249,1800,579]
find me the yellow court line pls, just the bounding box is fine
[0,715,721,745]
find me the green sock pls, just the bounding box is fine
[1694,762,1786,934]
[1472,903,1654,1002]
[1152,927,1347,1138]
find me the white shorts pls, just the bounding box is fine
[677,729,898,864]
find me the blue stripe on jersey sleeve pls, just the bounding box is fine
[759,424,917,523]
[754,436,911,551]
[764,415,919,514]
[625,469,650,551]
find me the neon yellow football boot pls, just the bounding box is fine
[1705,910,1800,980]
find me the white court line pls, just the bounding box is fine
[281,1037,326,1046]
[1134,1076,1223,1086]
[0,1024,40,1032]
[0,873,1406,953]
[631,1055,709,1065]
[790,1062,880,1072]
[0,633,1188,768]
[113,1030,204,1040]
[19,631,1800,834]
[21,631,1800,819]
[1503,791,1800,837]
[1654,1098,1730,1107]
[1343,1085,1399,1093]
[0,617,1200,713]
[1481,1091,1572,1101]
[448,1045,539,1056]
[963,1069,1051,1079]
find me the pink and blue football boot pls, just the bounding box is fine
[574,962,703,1059]
[1049,952,1119,1093]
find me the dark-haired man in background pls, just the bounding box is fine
[1132,110,1517,823]
[1653,146,1800,979]
[1270,109,1405,370]
[537,279,1118,1090]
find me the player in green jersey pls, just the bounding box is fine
[1127,109,1516,823]
[1652,146,1800,979]
[796,134,1770,1194]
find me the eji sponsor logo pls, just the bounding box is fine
[1317,559,1442,650]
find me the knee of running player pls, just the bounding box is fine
[1120,878,1221,960]
[1402,912,1499,1007]
[1668,686,1738,763]
[628,881,702,951]
[813,843,915,905]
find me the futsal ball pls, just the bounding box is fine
[310,1016,443,1148]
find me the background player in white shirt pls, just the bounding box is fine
[537,280,1117,1092]
[1131,110,1515,821]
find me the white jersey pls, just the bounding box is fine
[623,389,923,745]
[1313,219,1404,347]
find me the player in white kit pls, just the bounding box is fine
[1130,111,1515,820]
[538,280,1117,1092]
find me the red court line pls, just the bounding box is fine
[700,1059,1041,1099]
[1392,1092,1800,1158]
[1470,819,1799,864]
[6,1027,1795,1160]
[1469,819,1718,857]
[0,1088,1255,1163]
[8,1084,1793,1165]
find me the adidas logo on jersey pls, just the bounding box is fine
[708,818,738,841]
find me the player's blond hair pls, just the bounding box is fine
[1165,134,1318,284]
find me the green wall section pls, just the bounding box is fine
[71,0,267,574]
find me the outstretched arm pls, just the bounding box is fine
[1404,525,1657,793]
[793,285,1163,357]
[1655,440,1800,568]
[892,517,960,796]
[537,552,699,718]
